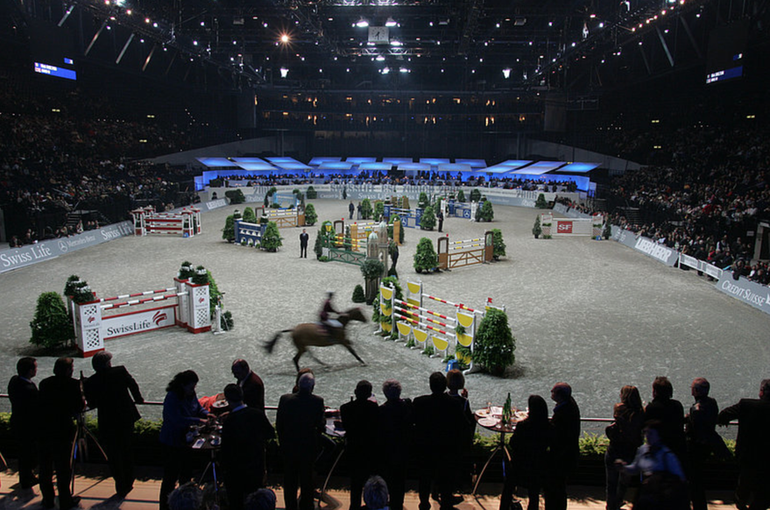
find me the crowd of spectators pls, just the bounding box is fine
[8,354,770,510]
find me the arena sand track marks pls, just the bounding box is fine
[1,200,769,430]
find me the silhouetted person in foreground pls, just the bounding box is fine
[8,357,40,490]
[544,382,580,510]
[84,351,144,498]
[38,357,85,510]
[718,378,770,510]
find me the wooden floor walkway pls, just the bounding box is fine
[0,466,738,510]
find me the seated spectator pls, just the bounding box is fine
[362,476,389,510]
[244,489,277,510]
[167,482,203,510]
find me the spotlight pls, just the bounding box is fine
[280,67,289,78]
[502,68,511,79]
[356,17,369,28]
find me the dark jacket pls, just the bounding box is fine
[341,397,379,457]
[221,405,275,472]
[718,398,770,468]
[8,375,40,438]
[38,374,85,443]
[276,390,325,458]
[84,365,143,433]
[645,397,686,457]
[241,371,265,412]
[550,396,581,470]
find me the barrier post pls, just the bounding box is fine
[174,277,190,328]
[185,280,212,333]
[75,300,104,358]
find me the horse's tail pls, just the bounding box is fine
[264,329,291,353]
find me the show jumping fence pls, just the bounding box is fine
[131,206,202,237]
[436,232,494,270]
[71,276,211,358]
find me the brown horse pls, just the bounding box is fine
[264,307,368,371]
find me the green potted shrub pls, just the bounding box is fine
[532,216,542,238]
[264,187,277,207]
[260,221,283,252]
[418,192,429,209]
[313,229,324,259]
[476,200,494,222]
[222,215,236,242]
[29,292,75,349]
[225,189,245,204]
[413,237,438,273]
[374,201,385,221]
[178,262,195,280]
[473,308,515,376]
[242,207,257,223]
[535,193,548,209]
[352,285,366,303]
[306,186,317,199]
[470,189,481,202]
[360,199,373,220]
[343,226,353,251]
[491,229,506,259]
[304,203,318,226]
[420,206,436,231]
[457,190,466,202]
[360,259,386,304]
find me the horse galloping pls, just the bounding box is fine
[264,307,368,371]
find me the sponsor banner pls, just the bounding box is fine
[203,199,228,210]
[102,305,177,339]
[609,228,678,265]
[556,221,573,234]
[1,221,133,274]
[716,275,770,315]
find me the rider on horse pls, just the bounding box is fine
[319,291,343,338]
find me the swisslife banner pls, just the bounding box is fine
[1,221,133,274]
[102,305,177,339]
[716,275,770,316]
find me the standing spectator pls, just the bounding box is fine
[446,369,475,494]
[299,229,309,258]
[231,359,265,413]
[221,384,275,510]
[276,372,325,510]
[437,209,444,233]
[340,380,380,510]
[412,372,466,510]
[545,382,581,510]
[500,394,553,510]
[644,376,686,461]
[349,201,355,219]
[8,357,40,490]
[377,379,412,510]
[83,351,144,498]
[604,385,644,510]
[38,357,85,510]
[616,420,687,510]
[686,377,728,510]
[717,379,770,510]
[158,371,210,510]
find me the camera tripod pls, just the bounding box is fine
[69,411,108,494]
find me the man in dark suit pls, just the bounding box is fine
[644,375,686,460]
[686,377,726,510]
[340,380,379,510]
[83,351,144,498]
[718,379,770,510]
[299,229,310,258]
[545,382,580,510]
[38,357,85,510]
[276,372,325,510]
[378,379,413,510]
[412,372,466,510]
[8,357,40,490]
[220,384,275,510]
[231,359,265,412]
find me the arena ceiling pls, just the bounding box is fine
[9,0,770,94]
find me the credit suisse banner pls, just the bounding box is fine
[716,274,770,314]
[1,221,133,274]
